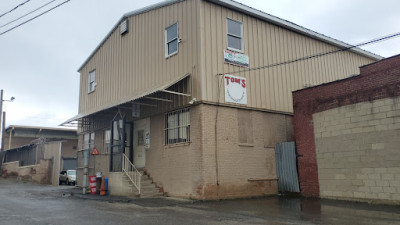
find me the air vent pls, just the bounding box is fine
[120,19,128,35]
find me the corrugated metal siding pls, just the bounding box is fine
[78,0,200,115]
[200,1,375,113]
[78,0,376,116]
[275,141,300,192]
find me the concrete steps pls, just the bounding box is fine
[122,172,163,198]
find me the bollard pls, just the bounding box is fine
[100,175,106,196]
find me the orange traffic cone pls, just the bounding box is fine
[100,175,106,196]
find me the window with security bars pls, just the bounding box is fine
[165,108,190,145]
[104,130,111,153]
[83,132,95,150]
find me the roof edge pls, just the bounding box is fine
[78,0,383,73]
[61,73,191,126]
[207,0,382,61]
[5,125,77,132]
[77,0,184,72]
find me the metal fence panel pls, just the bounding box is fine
[275,142,300,192]
[3,145,38,166]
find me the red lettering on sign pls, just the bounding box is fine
[225,75,246,88]
[225,76,230,85]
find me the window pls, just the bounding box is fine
[165,22,179,57]
[104,130,111,153]
[83,132,95,150]
[165,108,190,145]
[88,70,96,93]
[227,19,243,52]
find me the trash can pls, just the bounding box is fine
[96,172,102,194]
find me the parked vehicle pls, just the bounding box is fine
[59,170,76,185]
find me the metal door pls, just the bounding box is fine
[275,142,300,192]
[133,118,150,168]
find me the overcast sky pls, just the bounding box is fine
[0,0,399,128]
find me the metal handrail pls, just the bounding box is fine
[122,154,142,194]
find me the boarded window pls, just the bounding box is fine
[237,110,253,144]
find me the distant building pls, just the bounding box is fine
[2,125,78,171]
[63,0,381,199]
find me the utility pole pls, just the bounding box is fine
[0,89,3,151]
[0,90,15,151]
[1,112,5,151]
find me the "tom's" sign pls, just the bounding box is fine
[224,74,247,105]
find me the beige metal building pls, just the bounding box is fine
[63,0,381,199]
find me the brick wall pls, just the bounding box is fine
[146,104,293,199]
[194,104,292,199]
[293,54,400,198]
[75,103,294,199]
[314,97,400,202]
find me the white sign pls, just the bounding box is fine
[224,50,249,67]
[224,75,247,105]
[132,104,140,118]
[145,131,150,149]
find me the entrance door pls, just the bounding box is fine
[275,142,300,192]
[133,118,150,168]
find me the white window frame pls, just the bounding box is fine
[164,108,190,145]
[226,18,244,52]
[165,22,179,58]
[88,70,96,93]
[104,130,111,154]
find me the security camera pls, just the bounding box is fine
[188,98,196,105]
[10,97,15,101]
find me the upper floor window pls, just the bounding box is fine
[165,22,179,57]
[227,19,243,52]
[88,70,96,93]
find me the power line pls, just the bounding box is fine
[217,32,400,76]
[0,0,70,36]
[0,0,31,18]
[0,0,57,29]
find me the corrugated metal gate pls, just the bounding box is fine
[275,142,300,192]
[62,158,77,170]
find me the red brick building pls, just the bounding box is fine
[293,54,400,203]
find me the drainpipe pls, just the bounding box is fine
[82,148,89,194]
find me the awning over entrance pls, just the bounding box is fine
[60,73,191,127]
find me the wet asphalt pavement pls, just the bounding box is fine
[0,177,399,225]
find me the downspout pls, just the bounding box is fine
[82,148,89,194]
